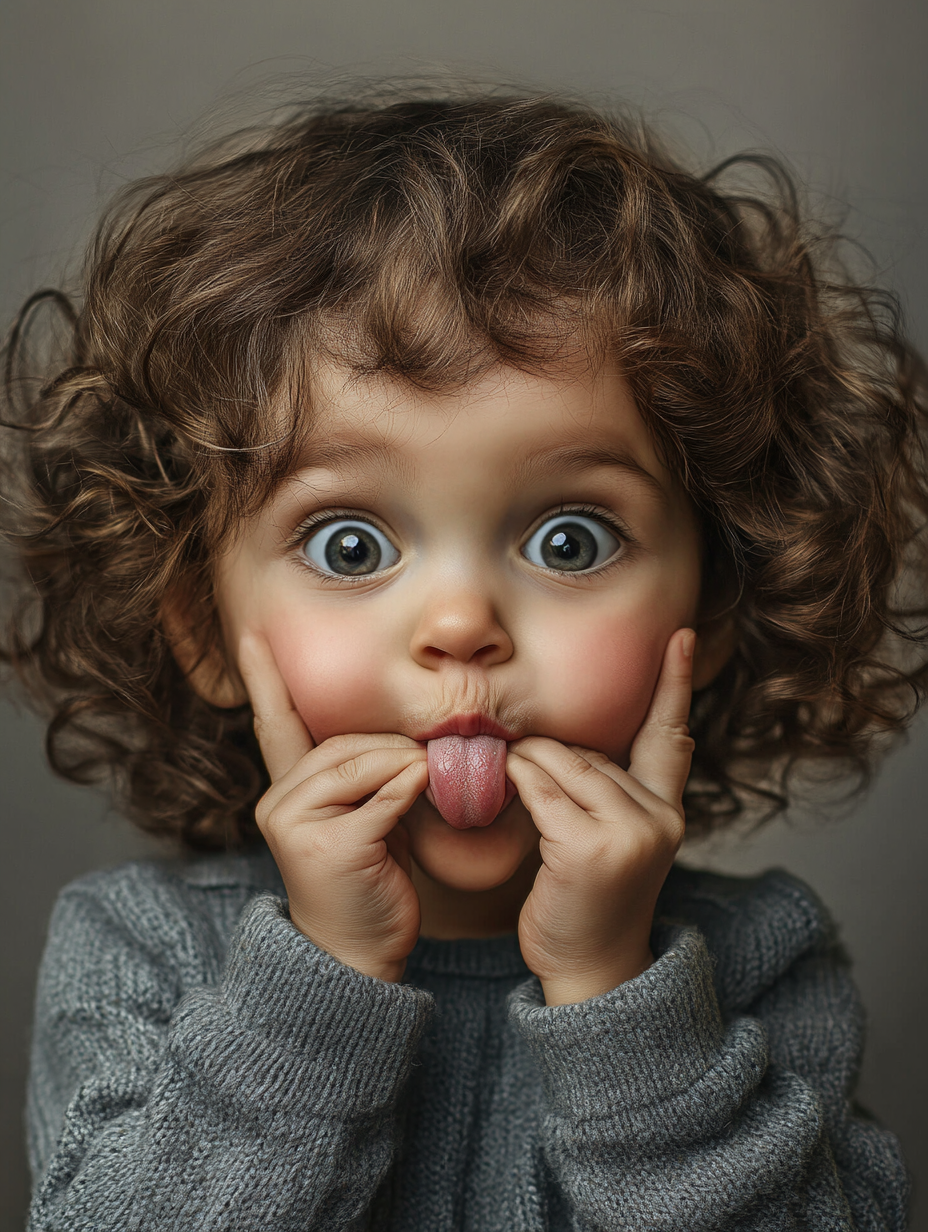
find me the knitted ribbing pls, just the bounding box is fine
[26,852,909,1231]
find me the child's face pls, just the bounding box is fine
[211,358,706,892]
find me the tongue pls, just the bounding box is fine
[427,735,507,829]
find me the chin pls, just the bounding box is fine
[404,796,539,892]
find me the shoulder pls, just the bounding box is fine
[55,845,283,908]
[658,864,839,1013]
[43,847,285,994]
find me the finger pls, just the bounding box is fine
[312,731,424,762]
[505,746,607,836]
[329,759,430,849]
[269,746,428,827]
[559,744,685,825]
[384,818,412,877]
[563,744,654,806]
[627,628,696,807]
[260,731,425,812]
[238,633,314,781]
[508,739,636,823]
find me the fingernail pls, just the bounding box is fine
[682,630,696,659]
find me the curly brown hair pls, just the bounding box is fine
[3,87,928,850]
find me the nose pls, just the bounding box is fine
[410,587,514,669]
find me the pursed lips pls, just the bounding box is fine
[413,713,518,743]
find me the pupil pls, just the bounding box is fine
[541,521,597,571]
[325,527,382,575]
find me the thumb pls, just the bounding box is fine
[385,819,413,877]
[627,628,696,808]
[238,633,315,781]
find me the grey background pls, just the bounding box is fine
[2,1,926,1227]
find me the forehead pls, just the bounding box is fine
[292,359,673,493]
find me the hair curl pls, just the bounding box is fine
[3,87,928,849]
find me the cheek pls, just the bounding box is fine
[528,609,670,763]
[265,613,394,743]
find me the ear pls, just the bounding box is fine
[161,590,248,709]
[691,610,737,691]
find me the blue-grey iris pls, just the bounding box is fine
[539,521,598,571]
[324,526,382,575]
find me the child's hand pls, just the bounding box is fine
[506,628,695,1006]
[239,636,429,984]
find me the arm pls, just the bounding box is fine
[509,921,908,1232]
[28,873,433,1232]
[504,629,906,1228]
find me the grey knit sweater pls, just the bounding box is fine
[26,849,908,1230]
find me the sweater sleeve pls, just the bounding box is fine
[27,876,434,1232]
[508,923,909,1232]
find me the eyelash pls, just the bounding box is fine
[288,503,637,582]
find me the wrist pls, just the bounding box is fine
[287,911,408,984]
[350,958,407,983]
[540,949,653,1006]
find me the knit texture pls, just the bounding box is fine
[26,850,909,1230]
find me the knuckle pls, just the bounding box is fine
[652,796,680,825]
[378,760,425,798]
[564,744,594,773]
[653,803,686,846]
[371,766,404,795]
[526,777,564,808]
[553,753,602,793]
[577,830,613,866]
[254,795,272,830]
[569,744,609,764]
[254,791,293,835]
[299,826,333,862]
[664,721,693,746]
[372,779,405,805]
[333,754,369,786]
[606,806,682,866]
[616,829,663,872]
[566,752,600,779]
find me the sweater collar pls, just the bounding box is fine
[406,932,530,979]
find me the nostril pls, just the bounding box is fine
[425,641,503,666]
[410,598,514,668]
[423,645,449,661]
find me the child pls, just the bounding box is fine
[4,89,926,1230]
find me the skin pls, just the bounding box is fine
[175,358,731,1005]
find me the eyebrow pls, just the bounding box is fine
[293,437,400,472]
[285,437,666,501]
[514,445,666,497]
[287,434,416,485]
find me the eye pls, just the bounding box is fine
[522,514,622,573]
[301,519,400,576]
